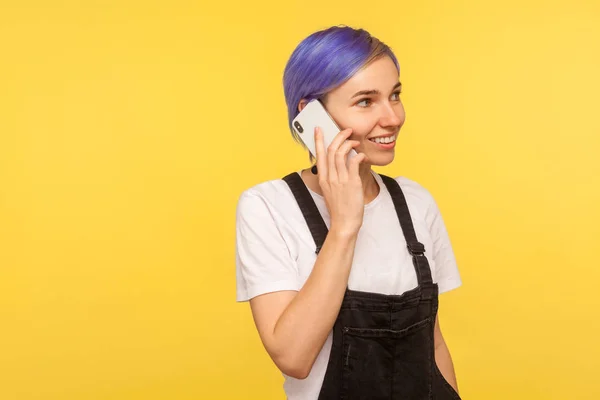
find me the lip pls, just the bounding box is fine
[368,133,397,150]
[369,138,396,150]
[368,133,397,140]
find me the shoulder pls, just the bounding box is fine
[236,175,298,220]
[382,174,436,209]
[376,174,443,229]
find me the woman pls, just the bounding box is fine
[235,25,463,399]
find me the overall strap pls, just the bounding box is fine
[282,173,328,254]
[380,175,434,289]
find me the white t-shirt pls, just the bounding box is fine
[235,170,462,400]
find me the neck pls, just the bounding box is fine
[359,164,379,204]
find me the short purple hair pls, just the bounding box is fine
[283,25,400,147]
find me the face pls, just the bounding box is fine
[302,56,405,166]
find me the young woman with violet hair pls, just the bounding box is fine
[235,25,463,399]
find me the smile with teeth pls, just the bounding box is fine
[369,134,397,144]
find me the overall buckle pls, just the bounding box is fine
[407,241,425,256]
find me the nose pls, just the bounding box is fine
[379,101,403,128]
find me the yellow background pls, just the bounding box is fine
[1,1,599,399]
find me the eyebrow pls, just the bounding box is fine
[351,82,402,99]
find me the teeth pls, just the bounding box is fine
[372,135,396,144]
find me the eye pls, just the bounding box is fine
[391,90,402,101]
[356,98,372,107]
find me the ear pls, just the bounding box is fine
[297,99,308,113]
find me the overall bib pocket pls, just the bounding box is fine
[340,318,433,400]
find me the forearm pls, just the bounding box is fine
[272,228,358,377]
[435,340,459,393]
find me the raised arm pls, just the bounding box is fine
[245,127,367,379]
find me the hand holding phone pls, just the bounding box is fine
[314,121,367,234]
[293,99,367,234]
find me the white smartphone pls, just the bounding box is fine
[292,99,358,160]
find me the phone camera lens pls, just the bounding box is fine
[294,121,304,133]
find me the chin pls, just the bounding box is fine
[367,151,395,167]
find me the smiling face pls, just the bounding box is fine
[319,55,405,166]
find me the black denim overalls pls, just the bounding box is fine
[283,172,461,400]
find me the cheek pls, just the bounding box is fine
[342,116,378,141]
[398,104,407,123]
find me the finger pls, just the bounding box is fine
[327,128,353,182]
[348,152,367,178]
[335,140,360,182]
[327,128,353,155]
[314,127,328,181]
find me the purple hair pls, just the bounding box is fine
[283,25,400,147]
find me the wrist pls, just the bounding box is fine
[329,224,360,241]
